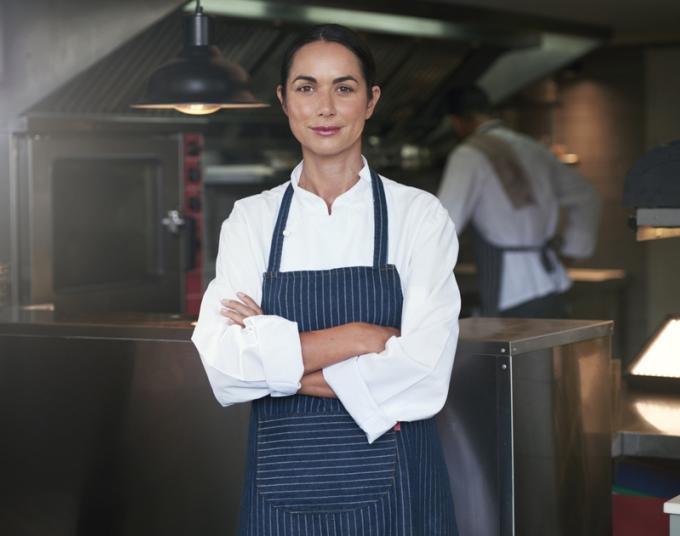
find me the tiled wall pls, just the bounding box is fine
[505,47,650,361]
[643,47,680,333]
[524,45,680,361]
[555,48,648,361]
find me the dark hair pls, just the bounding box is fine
[279,24,377,98]
[446,85,492,117]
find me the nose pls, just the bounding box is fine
[317,89,336,117]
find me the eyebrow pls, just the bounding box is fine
[291,75,360,84]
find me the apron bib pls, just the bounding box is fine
[238,170,457,535]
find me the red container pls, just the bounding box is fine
[612,493,668,536]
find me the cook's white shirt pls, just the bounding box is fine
[192,157,461,443]
[438,121,600,311]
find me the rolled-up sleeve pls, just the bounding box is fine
[323,199,461,442]
[191,203,304,406]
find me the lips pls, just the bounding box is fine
[311,126,341,136]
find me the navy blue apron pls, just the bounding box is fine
[466,122,559,316]
[238,170,458,535]
[472,228,558,316]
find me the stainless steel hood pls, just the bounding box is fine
[27,0,609,150]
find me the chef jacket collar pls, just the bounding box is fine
[289,155,372,211]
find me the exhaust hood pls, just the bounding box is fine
[28,0,608,149]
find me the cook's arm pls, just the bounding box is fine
[192,204,305,405]
[193,203,398,406]
[437,146,485,234]
[548,151,601,259]
[323,196,461,442]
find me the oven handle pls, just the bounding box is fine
[161,210,200,271]
[161,210,186,234]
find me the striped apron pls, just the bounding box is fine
[238,169,458,535]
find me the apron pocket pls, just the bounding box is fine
[255,413,397,514]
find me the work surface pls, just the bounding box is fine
[0,309,677,535]
[0,308,613,344]
[0,310,675,456]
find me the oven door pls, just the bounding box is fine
[18,134,184,314]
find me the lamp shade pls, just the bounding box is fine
[629,317,680,380]
[132,4,269,114]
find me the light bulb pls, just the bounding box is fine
[173,103,222,115]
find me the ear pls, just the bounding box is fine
[276,85,287,116]
[365,85,381,120]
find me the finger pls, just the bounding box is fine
[237,292,263,315]
[221,299,258,317]
[220,308,246,327]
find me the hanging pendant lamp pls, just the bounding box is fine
[132,0,269,115]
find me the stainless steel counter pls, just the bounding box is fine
[1,311,677,535]
[613,384,680,460]
[439,317,614,536]
[0,308,249,536]
[0,308,195,339]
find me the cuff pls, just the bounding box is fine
[244,315,303,396]
[560,231,595,259]
[323,357,396,443]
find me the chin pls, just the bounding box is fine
[302,137,361,158]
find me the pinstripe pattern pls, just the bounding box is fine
[240,170,458,535]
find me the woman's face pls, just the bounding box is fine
[277,41,380,160]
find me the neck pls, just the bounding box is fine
[473,114,495,130]
[298,150,364,213]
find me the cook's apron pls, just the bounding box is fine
[473,228,557,316]
[467,122,559,316]
[238,169,458,535]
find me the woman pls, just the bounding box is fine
[192,24,461,535]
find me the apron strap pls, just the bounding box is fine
[267,168,389,273]
[472,227,503,316]
[466,133,535,209]
[371,169,389,268]
[494,240,558,274]
[266,183,294,273]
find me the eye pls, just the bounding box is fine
[295,84,314,93]
[337,85,355,94]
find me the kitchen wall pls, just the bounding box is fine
[554,47,647,361]
[513,44,680,362]
[644,46,680,333]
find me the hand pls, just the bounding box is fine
[298,371,336,398]
[220,292,262,327]
[358,323,400,355]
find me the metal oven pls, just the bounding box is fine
[11,117,204,315]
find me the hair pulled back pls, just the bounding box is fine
[279,24,377,99]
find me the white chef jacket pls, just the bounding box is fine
[192,157,461,443]
[437,121,600,311]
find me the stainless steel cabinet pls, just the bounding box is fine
[437,318,614,536]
